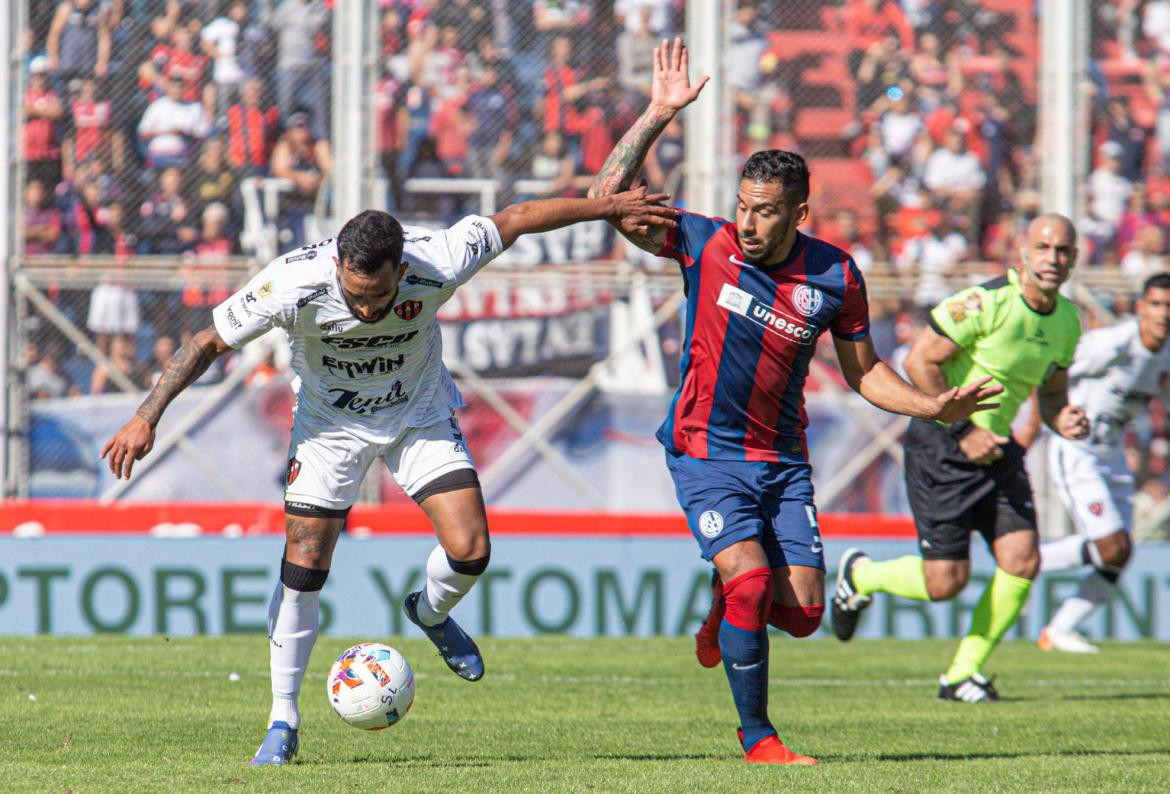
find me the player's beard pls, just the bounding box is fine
[345,285,399,324]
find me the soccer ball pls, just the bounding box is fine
[327,643,415,730]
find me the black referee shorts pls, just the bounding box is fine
[903,418,1037,561]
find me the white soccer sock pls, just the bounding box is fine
[1039,534,1086,572]
[1047,570,1113,635]
[266,583,321,729]
[415,544,481,626]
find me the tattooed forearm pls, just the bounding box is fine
[134,327,226,426]
[589,105,676,198]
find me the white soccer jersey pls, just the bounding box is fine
[1067,318,1170,455]
[212,215,504,445]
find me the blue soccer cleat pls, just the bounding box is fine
[249,721,299,766]
[403,591,484,682]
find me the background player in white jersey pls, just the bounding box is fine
[100,189,676,765]
[1039,272,1170,653]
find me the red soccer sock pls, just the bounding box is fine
[768,603,824,638]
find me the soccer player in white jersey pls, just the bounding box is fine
[100,189,676,765]
[1039,272,1170,653]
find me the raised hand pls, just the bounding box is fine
[650,37,710,113]
[608,185,677,237]
[101,415,156,480]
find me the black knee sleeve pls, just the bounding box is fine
[281,558,330,591]
[447,551,490,576]
[1094,566,1122,584]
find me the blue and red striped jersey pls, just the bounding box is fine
[656,212,870,462]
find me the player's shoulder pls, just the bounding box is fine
[1050,292,1082,333]
[261,238,338,300]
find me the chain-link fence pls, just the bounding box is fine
[6,1,1170,536]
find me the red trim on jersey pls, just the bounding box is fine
[741,249,809,461]
[674,228,739,458]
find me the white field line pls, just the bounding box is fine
[1,669,1168,689]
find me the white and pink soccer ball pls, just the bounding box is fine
[327,642,415,730]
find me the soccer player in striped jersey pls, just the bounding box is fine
[832,214,1090,702]
[589,38,1001,765]
[1038,273,1170,653]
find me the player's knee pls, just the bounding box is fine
[927,575,966,601]
[769,603,824,637]
[1094,532,1132,570]
[1001,549,1041,581]
[722,567,773,631]
[442,533,490,562]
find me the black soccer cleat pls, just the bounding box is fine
[937,672,999,703]
[830,547,872,641]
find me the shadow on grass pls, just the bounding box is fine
[1059,692,1170,703]
[838,748,1169,763]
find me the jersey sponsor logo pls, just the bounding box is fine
[285,250,317,264]
[466,220,492,257]
[792,284,824,317]
[698,510,724,538]
[328,381,409,414]
[321,331,418,349]
[717,283,817,345]
[296,287,329,308]
[226,306,242,328]
[257,281,274,298]
[321,353,405,378]
[728,254,752,267]
[394,300,423,320]
[286,458,301,485]
[319,321,345,334]
[405,273,445,288]
[404,235,432,243]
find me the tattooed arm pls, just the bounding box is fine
[101,325,233,479]
[588,37,708,252]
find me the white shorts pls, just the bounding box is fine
[1047,436,1134,540]
[283,412,475,514]
[87,283,140,335]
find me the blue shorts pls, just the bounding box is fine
[665,450,825,570]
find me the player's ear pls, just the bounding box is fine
[795,202,810,226]
[397,260,409,278]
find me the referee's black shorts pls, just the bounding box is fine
[903,418,1037,561]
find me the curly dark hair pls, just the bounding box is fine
[336,210,405,275]
[740,150,810,204]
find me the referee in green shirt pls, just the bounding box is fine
[830,213,1090,702]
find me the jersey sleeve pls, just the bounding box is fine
[1068,323,1120,379]
[830,257,870,340]
[655,211,726,269]
[404,215,504,287]
[929,285,989,350]
[211,261,294,349]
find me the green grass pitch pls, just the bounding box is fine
[2,635,1167,792]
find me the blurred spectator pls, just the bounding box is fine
[530,130,577,195]
[143,24,213,113]
[533,0,592,53]
[465,60,517,193]
[1087,140,1134,243]
[825,209,876,273]
[184,137,238,221]
[902,210,968,307]
[844,0,914,72]
[268,0,331,139]
[1144,61,1170,173]
[923,125,986,241]
[137,166,196,254]
[201,0,250,120]
[433,0,494,52]
[615,0,670,37]
[64,77,123,181]
[27,339,74,400]
[270,110,332,249]
[25,56,65,189]
[23,179,63,256]
[86,233,139,358]
[1104,95,1148,183]
[375,70,405,210]
[226,77,279,177]
[46,0,111,88]
[1120,225,1169,279]
[65,180,113,255]
[1117,182,1159,257]
[144,334,177,389]
[1144,0,1170,58]
[542,35,609,140]
[180,202,234,324]
[616,3,657,97]
[138,74,212,169]
[430,67,474,176]
[398,83,435,183]
[878,86,924,163]
[90,335,144,395]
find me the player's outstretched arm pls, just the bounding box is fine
[489,186,676,249]
[834,334,1003,423]
[1037,366,1090,440]
[100,324,233,479]
[588,37,708,253]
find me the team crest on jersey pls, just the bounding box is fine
[257,281,273,298]
[286,458,301,486]
[394,300,423,320]
[698,510,724,538]
[792,284,824,317]
[1089,502,1103,516]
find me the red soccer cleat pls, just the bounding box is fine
[694,571,725,668]
[739,729,818,766]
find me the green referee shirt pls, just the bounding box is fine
[928,269,1081,437]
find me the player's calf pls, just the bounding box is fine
[694,569,725,668]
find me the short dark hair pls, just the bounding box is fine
[337,210,404,275]
[740,150,810,204]
[1141,272,1170,296]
